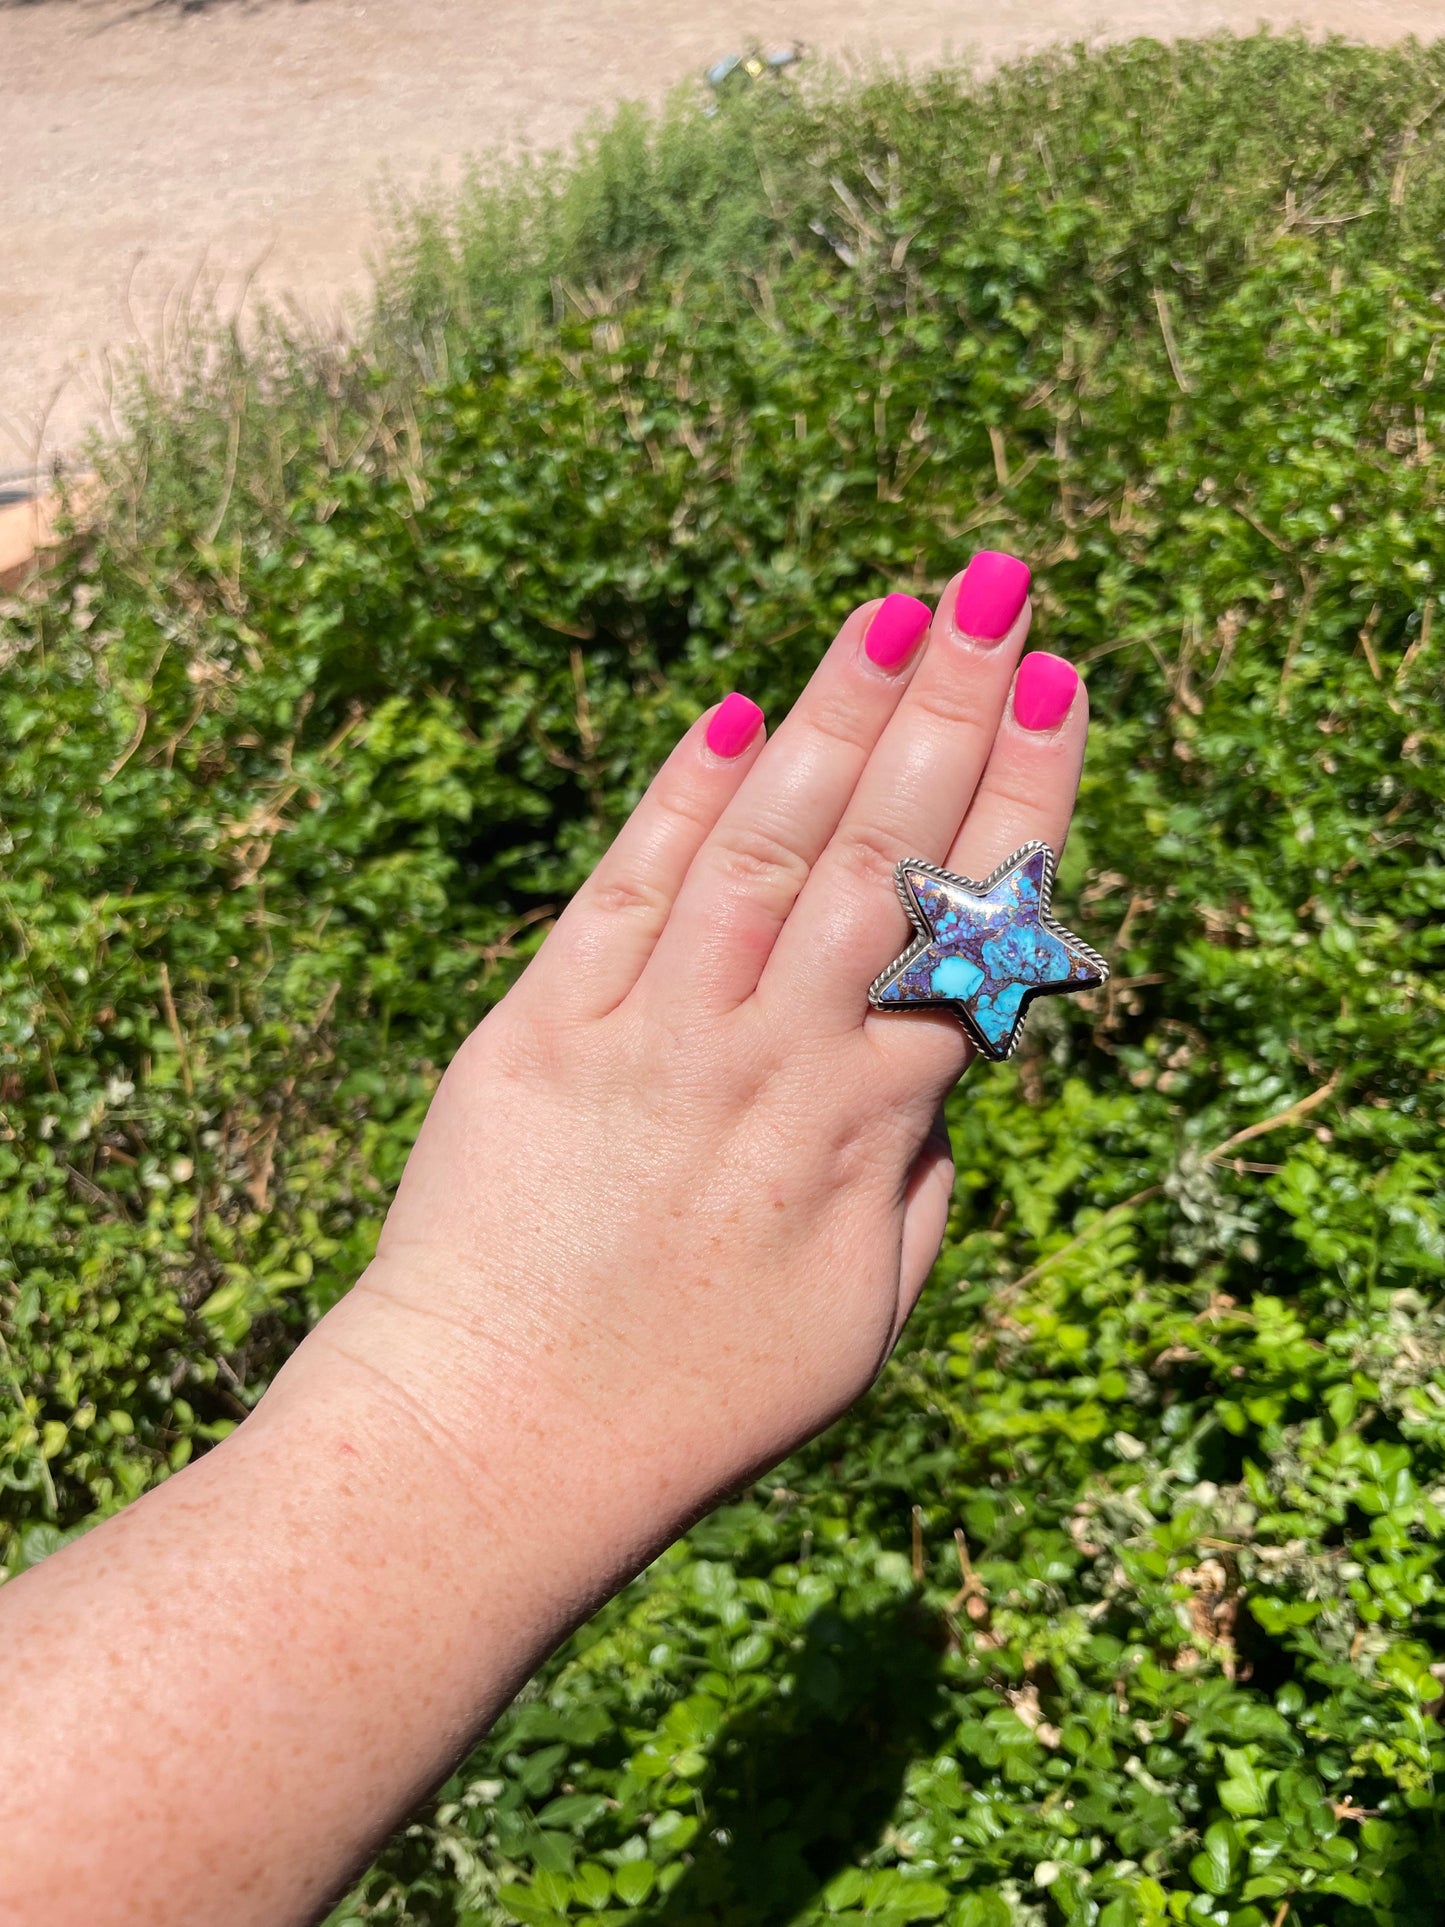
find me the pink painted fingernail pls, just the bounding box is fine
[1013,652,1079,731]
[954,550,1031,642]
[865,592,933,669]
[706,691,764,758]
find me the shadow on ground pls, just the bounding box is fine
[641,1596,950,1926]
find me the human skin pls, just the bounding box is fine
[0,554,1088,1927]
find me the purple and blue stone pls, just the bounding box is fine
[868,843,1108,1060]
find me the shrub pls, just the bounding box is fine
[2,30,1444,1925]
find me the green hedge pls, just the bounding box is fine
[2,32,1444,1925]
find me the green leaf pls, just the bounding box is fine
[1217,1747,1273,1818]
[614,1860,656,1906]
[496,1886,565,1927]
[730,1631,772,1671]
[536,1792,607,1832]
[1190,1821,1245,1896]
[571,1862,612,1909]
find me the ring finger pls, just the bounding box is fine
[870,649,1090,1098]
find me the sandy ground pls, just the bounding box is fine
[4,0,1445,490]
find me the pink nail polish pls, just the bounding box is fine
[1013,652,1079,731]
[706,692,764,759]
[865,592,933,669]
[954,550,1031,642]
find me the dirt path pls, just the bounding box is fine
[5,0,1445,483]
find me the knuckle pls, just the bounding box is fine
[830,818,906,891]
[799,695,877,761]
[459,1006,569,1086]
[652,778,721,839]
[907,680,998,743]
[976,768,1066,828]
[711,821,813,903]
[588,871,674,925]
[990,782,1039,826]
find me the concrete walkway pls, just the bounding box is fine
[4,0,1445,484]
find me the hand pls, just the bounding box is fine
[0,551,1091,1927]
[291,551,1087,1580]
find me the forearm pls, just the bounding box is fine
[0,1283,646,1927]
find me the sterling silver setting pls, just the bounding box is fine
[868,842,1110,1061]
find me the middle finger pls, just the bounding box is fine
[761,549,1033,1020]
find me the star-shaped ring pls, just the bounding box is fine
[868,842,1109,1060]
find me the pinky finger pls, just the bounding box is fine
[533,694,766,1019]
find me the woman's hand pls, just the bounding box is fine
[0,553,1092,1927]
[289,549,1085,1576]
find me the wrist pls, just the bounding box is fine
[260,1262,690,1651]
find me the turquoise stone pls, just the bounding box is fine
[930,954,985,1000]
[870,844,1107,1058]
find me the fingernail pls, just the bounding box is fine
[706,691,765,758]
[1013,652,1079,731]
[864,592,933,669]
[954,550,1031,642]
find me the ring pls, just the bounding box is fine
[868,842,1109,1060]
